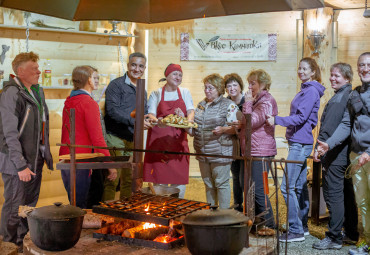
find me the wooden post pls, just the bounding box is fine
[69,109,76,206]
[132,79,145,193]
[243,113,252,248]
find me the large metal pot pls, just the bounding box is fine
[182,206,250,255]
[26,202,86,251]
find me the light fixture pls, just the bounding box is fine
[306,9,326,54]
[364,0,370,18]
[307,30,325,54]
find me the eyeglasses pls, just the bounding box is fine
[204,86,216,91]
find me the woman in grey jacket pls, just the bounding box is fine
[192,73,242,209]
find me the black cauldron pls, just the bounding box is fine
[182,206,250,255]
[27,202,86,251]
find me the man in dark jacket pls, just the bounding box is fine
[312,63,358,250]
[318,52,370,255]
[0,52,53,250]
[103,52,149,200]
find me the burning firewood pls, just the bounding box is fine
[123,224,146,238]
[133,226,169,240]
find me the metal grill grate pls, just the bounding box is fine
[93,193,209,226]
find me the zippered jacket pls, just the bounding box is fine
[193,95,238,163]
[0,76,53,175]
[59,90,110,157]
[315,84,352,167]
[326,82,370,155]
[242,90,278,156]
[275,80,325,144]
[104,73,148,142]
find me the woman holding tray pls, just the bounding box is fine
[143,64,194,198]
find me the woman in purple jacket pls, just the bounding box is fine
[266,58,325,242]
[242,69,278,232]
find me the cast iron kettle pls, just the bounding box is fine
[182,206,249,255]
[27,202,86,251]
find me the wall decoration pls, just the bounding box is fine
[181,33,277,61]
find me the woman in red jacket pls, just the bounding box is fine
[60,66,116,208]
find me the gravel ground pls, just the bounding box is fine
[279,234,357,255]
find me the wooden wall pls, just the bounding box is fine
[0,8,128,210]
[337,9,370,85]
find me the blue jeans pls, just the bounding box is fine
[61,169,91,208]
[280,142,312,234]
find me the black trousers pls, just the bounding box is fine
[322,164,359,243]
[231,160,243,211]
[0,155,44,246]
[86,169,106,209]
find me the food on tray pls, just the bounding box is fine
[162,114,198,128]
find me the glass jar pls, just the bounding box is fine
[63,74,72,86]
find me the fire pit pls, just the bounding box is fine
[93,218,184,249]
[92,192,209,226]
[92,192,209,249]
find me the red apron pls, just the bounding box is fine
[143,87,190,184]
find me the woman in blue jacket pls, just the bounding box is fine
[267,57,325,242]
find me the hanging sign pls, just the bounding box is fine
[180,33,277,61]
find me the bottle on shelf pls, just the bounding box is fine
[42,59,52,87]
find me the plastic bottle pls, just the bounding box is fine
[42,59,52,87]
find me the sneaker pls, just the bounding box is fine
[312,237,342,250]
[343,233,359,245]
[303,226,310,236]
[348,243,370,255]
[279,232,305,242]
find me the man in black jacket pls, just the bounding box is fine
[0,52,53,250]
[312,62,358,250]
[103,52,149,200]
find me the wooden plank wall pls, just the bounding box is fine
[336,9,370,85]
[0,25,128,209]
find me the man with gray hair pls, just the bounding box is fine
[103,52,150,200]
[0,52,53,250]
[317,52,370,255]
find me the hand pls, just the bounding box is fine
[313,150,321,162]
[107,168,117,181]
[358,152,370,167]
[265,114,275,126]
[231,120,242,130]
[18,167,36,182]
[316,140,329,156]
[143,117,153,130]
[212,126,224,135]
[246,88,253,102]
[157,117,167,128]
[174,108,185,117]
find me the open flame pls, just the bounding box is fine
[153,234,176,243]
[142,222,157,230]
[144,203,150,215]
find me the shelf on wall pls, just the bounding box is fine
[0,24,136,46]
[42,85,73,90]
